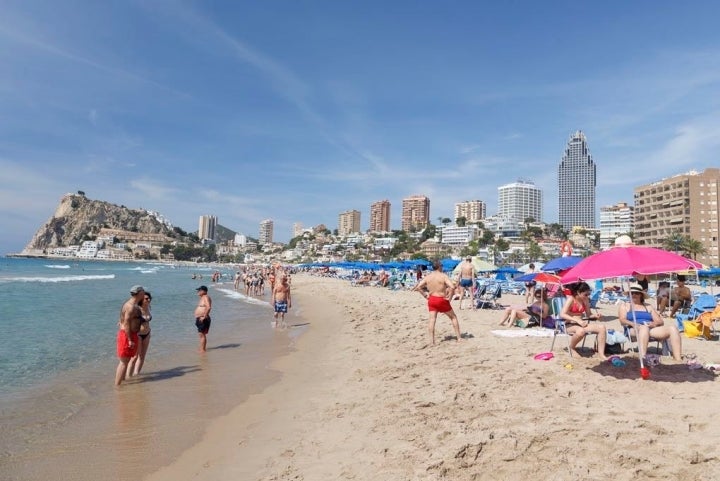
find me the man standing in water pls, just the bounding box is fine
[412,259,463,346]
[271,274,292,328]
[194,285,212,352]
[115,285,145,386]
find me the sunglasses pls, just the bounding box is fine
[144,297,151,301]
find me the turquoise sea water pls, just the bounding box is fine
[0,257,294,481]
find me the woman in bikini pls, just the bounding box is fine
[560,282,608,359]
[128,291,153,377]
[618,285,682,361]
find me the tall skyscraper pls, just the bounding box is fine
[338,210,361,236]
[599,202,634,250]
[259,219,273,245]
[454,200,486,224]
[401,195,430,231]
[370,200,391,232]
[497,181,542,222]
[558,131,597,230]
[198,215,217,241]
[634,168,719,266]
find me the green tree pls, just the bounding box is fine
[682,237,706,260]
[526,240,543,263]
[478,230,495,247]
[456,216,467,227]
[661,231,686,253]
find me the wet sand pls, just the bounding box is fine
[144,274,720,481]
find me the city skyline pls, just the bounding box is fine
[4,2,720,253]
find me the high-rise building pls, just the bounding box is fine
[198,215,217,241]
[599,202,634,250]
[634,168,719,266]
[292,222,304,238]
[338,210,361,236]
[259,219,274,245]
[497,181,542,223]
[558,131,597,230]
[401,195,430,231]
[454,200,486,224]
[370,200,391,233]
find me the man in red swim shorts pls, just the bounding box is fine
[115,285,145,386]
[412,259,463,345]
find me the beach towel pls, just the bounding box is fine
[491,329,554,338]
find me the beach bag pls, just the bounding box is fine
[683,320,712,340]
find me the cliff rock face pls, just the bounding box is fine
[23,194,174,251]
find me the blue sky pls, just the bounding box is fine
[2,1,720,253]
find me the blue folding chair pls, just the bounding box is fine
[549,296,573,356]
[675,294,717,331]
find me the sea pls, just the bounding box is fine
[0,257,299,481]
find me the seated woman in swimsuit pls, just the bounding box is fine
[560,282,608,359]
[499,288,551,328]
[618,285,682,361]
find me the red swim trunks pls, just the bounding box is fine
[117,330,139,358]
[427,295,452,313]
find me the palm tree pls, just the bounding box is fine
[661,232,686,253]
[682,238,706,260]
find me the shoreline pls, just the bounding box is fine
[145,274,720,481]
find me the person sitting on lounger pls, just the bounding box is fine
[560,282,608,359]
[618,285,682,361]
[499,288,550,328]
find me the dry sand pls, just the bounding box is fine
[145,274,720,481]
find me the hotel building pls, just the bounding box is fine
[497,181,542,222]
[198,215,217,241]
[401,195,430,232]
[259,219,274,245]
[369,200,391,233]
[599,202,634,250]
[634,168,719,266]
[558,131,597,230]
[454,200,486,224]
[338,210,361,236]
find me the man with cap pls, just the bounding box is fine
[194,286,212,352]
[115,285,145,386]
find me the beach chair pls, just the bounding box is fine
[675,294,716,332]
[696,304,720,337]
[588,290,601,309]
[548,296,573,357]
[475,284,501,309]
[622,325,667,356]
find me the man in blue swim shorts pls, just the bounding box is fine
[457,257,477,310]
[271,274,292,328]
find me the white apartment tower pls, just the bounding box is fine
[558,130,597,230]
[259,219,274,245]
[497,181,542,222]
[599,202,634,250]
[338,210,361,236]
[454,200,486,224]
[292,222,304,238]
[198,215,217,241]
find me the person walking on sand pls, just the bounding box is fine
[271,275,292,328]
[115,285,145,386]
[194,285,212,352]
[457,257,476,310]
[412,259,463,345]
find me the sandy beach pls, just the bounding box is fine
[145,274,720,481]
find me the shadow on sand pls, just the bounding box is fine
[589,356,717,383]
[136,365,202,383]
[208,343,242,350]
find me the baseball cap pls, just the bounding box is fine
[196,285,208,292]
[130,285,145,295]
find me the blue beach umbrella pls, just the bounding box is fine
[542,256,583,272]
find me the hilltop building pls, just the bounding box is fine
[369,200,391,233]
[401,195,430,232]
[454,200,486,224]
[558,131,596,230]
[338,210,361,236]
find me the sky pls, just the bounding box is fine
[2,0,720,253]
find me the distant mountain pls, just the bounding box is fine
[22,193,177,252]
[215,224,237,244]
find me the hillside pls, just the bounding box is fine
[22,193,177,252]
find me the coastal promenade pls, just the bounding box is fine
[146,274,720,481]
